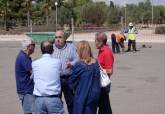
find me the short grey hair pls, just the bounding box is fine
[95,32,107,44]
[22,35,34,50]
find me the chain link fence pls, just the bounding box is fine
[0,19,164,35]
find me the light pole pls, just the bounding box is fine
[55,2,58,31]
[124,3,127,27]
[151,0,154,27]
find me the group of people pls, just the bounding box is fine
[111,22,138,53]
[15,30,114,114]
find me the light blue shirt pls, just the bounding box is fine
[52,42,79,76]
[32,54,61,96]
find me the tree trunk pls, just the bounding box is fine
[27,11,30,27]
[4,1,7,30]
[46,15,49,26]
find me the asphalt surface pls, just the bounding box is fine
[0,41,165,114]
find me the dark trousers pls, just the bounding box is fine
[98,85,112,114]
[60,76,74,114]
[111,37,120,53]
[127,39,136,51]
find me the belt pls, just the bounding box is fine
[60,75,70,78]
[35,94,60,98]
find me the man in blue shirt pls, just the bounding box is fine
[52,30,79,114]
[32,41,64,114]
[15,36,35,114]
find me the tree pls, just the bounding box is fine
[138,0,152,24]
[58,6,72,26]
[126,4,141,23]
[0,0,165,30]
[61,0,92,26]
[109,1,114,8]
[0,0,9,29]
[80,2,106,26]
[154,6,165,24]
[106,3,121,25]
[26,0,31,27]
[39,0,52,26]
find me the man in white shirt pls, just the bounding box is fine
[32,41,64,114]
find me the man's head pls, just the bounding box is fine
[22,36,35,56]
[55,30,65,48]
[111,33,116,39]
[95,32,107,49]
[129,22,133,29]
[41,41,54,54]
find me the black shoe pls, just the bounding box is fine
[125,50,130,52]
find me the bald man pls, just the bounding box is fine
[52,30,79,114]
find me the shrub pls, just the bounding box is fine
[155,26,165,34]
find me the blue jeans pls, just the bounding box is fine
[111,37,120,53]
[18,94,35,114]
[35,96,64,114]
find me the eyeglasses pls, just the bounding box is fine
[55,36,63,38]
[30,43,35,47]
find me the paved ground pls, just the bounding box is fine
[0,29,165,43]
[0,41,165,114]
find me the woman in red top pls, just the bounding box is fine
[95,32,114,114]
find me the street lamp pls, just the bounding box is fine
[124,3,127,27]
[29,0,36,32]
[151,0,154,27]
[55,2,58,31]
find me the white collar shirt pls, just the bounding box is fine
[32,54,61,96]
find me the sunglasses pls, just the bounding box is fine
[30,43,35,47]
[55,36,63,38]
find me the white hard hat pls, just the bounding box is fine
[129,22,133,26]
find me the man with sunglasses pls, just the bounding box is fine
[52,30,79,114]
[15,36,35,114]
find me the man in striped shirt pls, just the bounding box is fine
[52,30,79,114]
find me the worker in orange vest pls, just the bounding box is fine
[111,32,126,53]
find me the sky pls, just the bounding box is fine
[94,0,165,6]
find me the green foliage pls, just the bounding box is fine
[154,6,165,24]
[106,6,121,25]
[0,0,165,29]
[57,6,72,26]
[80,2,106,26]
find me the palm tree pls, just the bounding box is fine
[41,0,55,26]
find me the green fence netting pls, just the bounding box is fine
[26,32,55,43]
[26,31,71,43]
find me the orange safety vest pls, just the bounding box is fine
[115,32,123,43]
